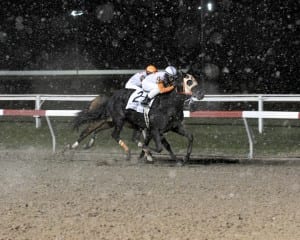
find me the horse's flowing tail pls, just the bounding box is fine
[73,100,109,131]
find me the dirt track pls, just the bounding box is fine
[0,151,299,240]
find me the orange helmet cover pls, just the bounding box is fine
[146,65,157,74]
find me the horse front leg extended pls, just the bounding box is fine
[172,124,194,164]
[111,122,131,160]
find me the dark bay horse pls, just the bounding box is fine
[71,73,204,165]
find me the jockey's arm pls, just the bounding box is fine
[157,82,174,93]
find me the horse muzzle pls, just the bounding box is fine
[191,87,205,101]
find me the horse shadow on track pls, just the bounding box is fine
[56,148,300,167]
[136,155,300,167]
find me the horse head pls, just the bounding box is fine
[174,72,205,101]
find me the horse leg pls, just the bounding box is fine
[142,129,163,155]
[151,130,164,153]
[71,95,109,149]
[140,134,177,161]
[83,131,97,149]
[131,128,144,147]
[70,123,97,149]
[70,120,111,149]
[161,135,177,160]
[172,124,194,165]
[139,129,154,162]
[132,128,157,162]
[111,121,131,160]
[83,121,114,149]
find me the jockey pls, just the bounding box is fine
[125,65,158,90]
[141,66,178,106]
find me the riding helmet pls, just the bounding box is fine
[165,66,177,76]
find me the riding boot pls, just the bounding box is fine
[141,96,151,106]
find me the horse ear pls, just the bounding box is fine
[184,64,192,74]
[185,63,203,80]
[180,65,191,75]
[178,70,186,78]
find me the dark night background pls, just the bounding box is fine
[0,0,299,94]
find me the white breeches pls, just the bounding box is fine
[142,81,160,99]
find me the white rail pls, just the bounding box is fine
[1,94,300,101]
[1,94,300,131]
[0,70,142,76]
[1,109,299,158]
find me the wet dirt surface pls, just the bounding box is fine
[0,150,299,240]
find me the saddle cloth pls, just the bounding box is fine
[125,89,154,113]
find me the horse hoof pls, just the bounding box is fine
[176,160,185,167]
[83,144,91,150]
[86,139,95,149]
[139,151,145,159]
[145,154,154,164]
[146,154,153,162]
[145,160,154,164]
[71,141,79,149]
[65,144,73,150]
[125,150,131,161]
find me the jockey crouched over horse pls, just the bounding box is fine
[70,65,204,166]
[70,65,158,150]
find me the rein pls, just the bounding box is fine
[176,90,192,95]
[174,82,195,106]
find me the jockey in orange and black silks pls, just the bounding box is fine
[125,65,157,91]
[141,66,178,106]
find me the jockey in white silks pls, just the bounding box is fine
[125,65,157,90]
[141,66,178,106]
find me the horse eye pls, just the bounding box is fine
[186,79,193,86]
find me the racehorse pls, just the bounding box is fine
[71,72,204,165]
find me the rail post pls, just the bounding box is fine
[258,95,263,133]
[45,116,56,153]
[35,95,42,128]
[243,118,253,159]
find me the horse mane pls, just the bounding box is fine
[152,84,185,111]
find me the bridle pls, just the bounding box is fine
[174,74,198,96]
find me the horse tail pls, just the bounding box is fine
[73,99,109,131]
